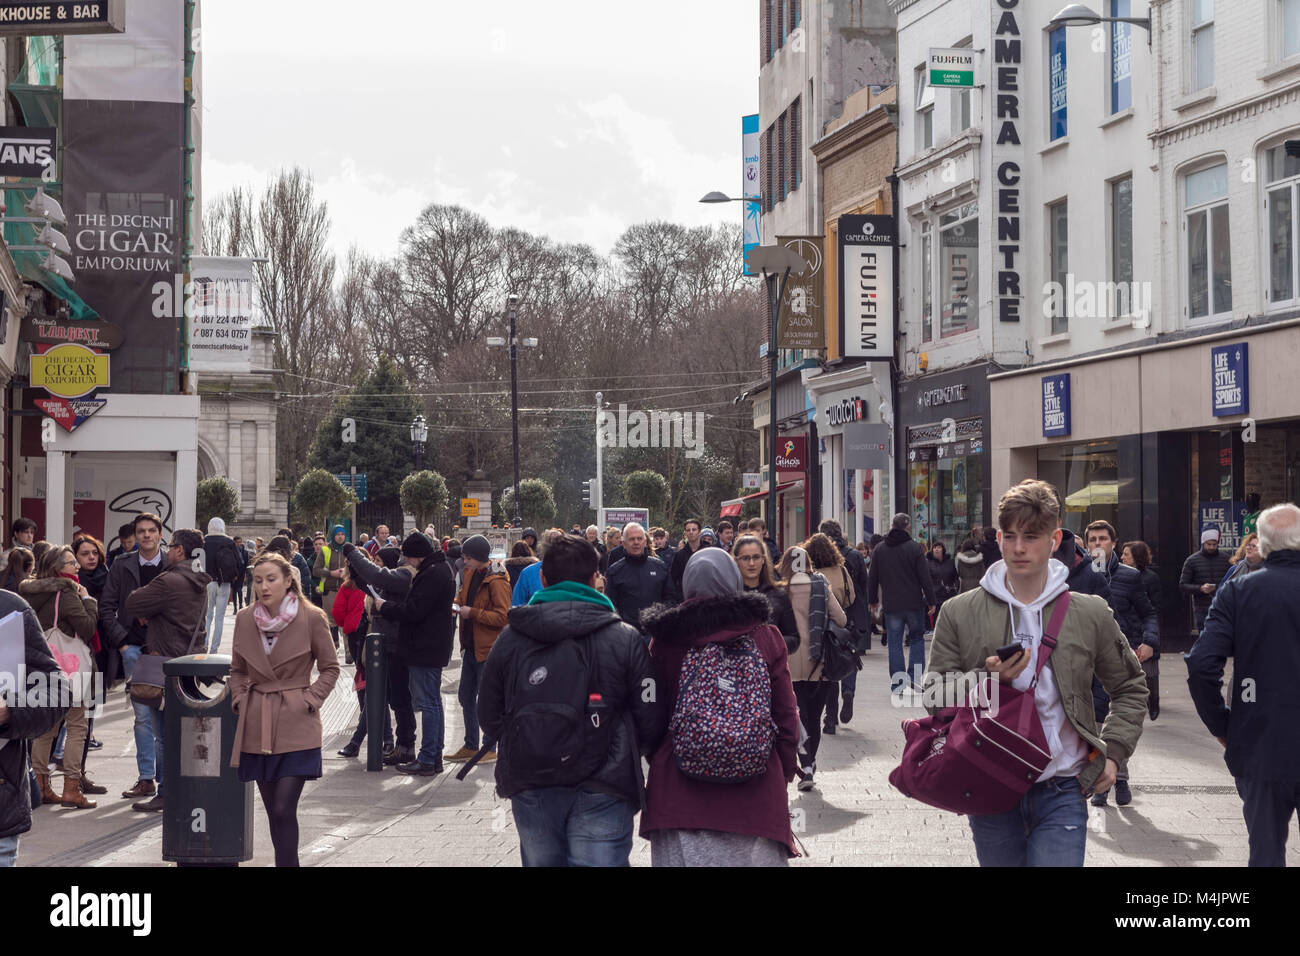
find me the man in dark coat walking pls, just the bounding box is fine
[1180,527,1233,635]
[867,514,936,694]
[819,519,869,726]
[605,523,670,630]
[1186,503,1300,866]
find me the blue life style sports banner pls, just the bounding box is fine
[62,0,186,394]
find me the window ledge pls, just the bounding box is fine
[1100,107,1134,130]
[1174,88,1217,112]
[1102,314,1151,333]
[1039,136,1069,157]
[1040,330,1072,346]
[1258,55,1300,83]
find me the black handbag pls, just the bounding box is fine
[127,610,206,711]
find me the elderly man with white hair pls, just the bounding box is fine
[604,522,672,633]
[1187,502,1300,867]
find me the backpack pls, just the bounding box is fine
[489,635,615,787]
[669,633,775,783]
[216,540,242,584]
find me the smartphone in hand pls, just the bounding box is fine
[995,642,1025,662]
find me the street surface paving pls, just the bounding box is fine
[19,613,1294,867]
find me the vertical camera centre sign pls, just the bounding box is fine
[993,0,1023,324]
[838,214,895,359]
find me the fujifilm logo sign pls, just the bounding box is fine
[49,886,151,936]
[839,214,896,360]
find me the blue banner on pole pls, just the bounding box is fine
[742,113,760,276]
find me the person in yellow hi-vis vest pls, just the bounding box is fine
[314,525,349,653]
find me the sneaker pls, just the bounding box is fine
[396,760,443,776]
[797,768,815,792]
[121,779,156,799]
[1090,790,1108,807]
[80,777,108,795]
[132,794,165,813]
[87,738,103,751]
[478,751,497,764]
[1114,780,1132,806]
[443,746,477,763]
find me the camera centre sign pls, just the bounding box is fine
[0,1,125,34]
[993,0,1024,324]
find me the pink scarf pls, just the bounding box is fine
[253,593,299,638]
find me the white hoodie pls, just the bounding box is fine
[980,558,1089,782]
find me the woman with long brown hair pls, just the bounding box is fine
[230,551,339,866]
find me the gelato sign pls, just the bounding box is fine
[774,435,807,476]
[30,343,110,399]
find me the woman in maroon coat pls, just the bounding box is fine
[638,547,801,865]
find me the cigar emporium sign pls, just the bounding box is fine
[25,316,121,431]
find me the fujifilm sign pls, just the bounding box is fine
[839,214,895,360]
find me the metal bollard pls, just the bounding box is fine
[365,631,387,772]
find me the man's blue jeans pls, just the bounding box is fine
[459,656,486,750]
[0,833,18,867]
[968,776,1088,867]
[205,581,231,654]
[885,610,928,693]
[407,665,445,767]
[120,645,164,790]
[510,787,636,867]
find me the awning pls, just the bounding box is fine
[722,482,803,515]
[12,250,99,320]
[1064,480,1133,510]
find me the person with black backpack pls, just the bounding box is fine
[476,534,666,867]
[638,548,801,865]
[203,517,244,654]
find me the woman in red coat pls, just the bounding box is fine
[331,564,392,757]
[637,547,801,866]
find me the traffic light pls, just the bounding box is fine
[581,478,593,509]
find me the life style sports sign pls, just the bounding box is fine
[838,214,895,360]
[0,1,125,34]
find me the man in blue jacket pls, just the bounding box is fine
[1186,503,1300,867]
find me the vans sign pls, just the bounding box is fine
[0,126,55,177]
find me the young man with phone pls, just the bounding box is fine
[924,480,1149,866]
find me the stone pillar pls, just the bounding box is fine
[46,450,67,545]
[227,419,242,506]
[256,421,271,514]
[175,448,198,531]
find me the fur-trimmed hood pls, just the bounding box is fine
[639,591,772,646]
[505,555,538,569]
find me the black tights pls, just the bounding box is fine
[256,776,307,867]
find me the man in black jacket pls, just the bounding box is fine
[668,518,704,600]
[605,523,670,631]
[820,519,870,727]
[1084,520,1158,806]
[478,534,665,867]
[344,543,417,764]
[98,512,170,801]
[0,590,70,865]
[868,514,936,693]
[1186,503,1300,866]
[371,532,456,775]
[1180,527,1233,634]
[650,527,675,571]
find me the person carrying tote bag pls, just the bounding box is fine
[20,546,99,809]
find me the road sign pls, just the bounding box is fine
[742,472,762,489]
[461,497,480,517]
[334,473,367,502]
[601,508,649,531]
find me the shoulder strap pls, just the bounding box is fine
[1030,591,1070,687]
[52,588,60,630]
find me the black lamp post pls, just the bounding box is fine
[410,414,428,471]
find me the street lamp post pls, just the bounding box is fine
[410,414,428,471]
[487,294,537,526]
[1048,4,1152,45]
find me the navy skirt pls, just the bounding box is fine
[237,748,323,783]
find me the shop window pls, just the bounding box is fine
[1190,0,1214,92]
[939,201,979,337]
[1037,441,1121,534]
[908,428,985,554]
[1110,0,1132,113]
[1183,162,1232,321]
[1111,176,1134,290]
[921,223,933,342]
[1264,142,1300,309]
[1285,0,1300,59]
[1048,200,1069,334]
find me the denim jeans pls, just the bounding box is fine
[968,776,1088,866]
[511,786,636,867]
[0,834,17,867]
[885,611,928,693]
[120,644,165,790]
[205,581,231,654]
[407,665,445,766]
[349,689,393,749]
[388,658,416,750]
[459,655,486,749]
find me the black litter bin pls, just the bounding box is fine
[161,654,253,865]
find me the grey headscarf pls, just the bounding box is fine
[683,546,743,600]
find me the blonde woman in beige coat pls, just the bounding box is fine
[776,546,845,792]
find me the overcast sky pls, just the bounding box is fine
[201,1,758,262]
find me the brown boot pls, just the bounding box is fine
[60,776,97,810]
[36,772,59,806]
